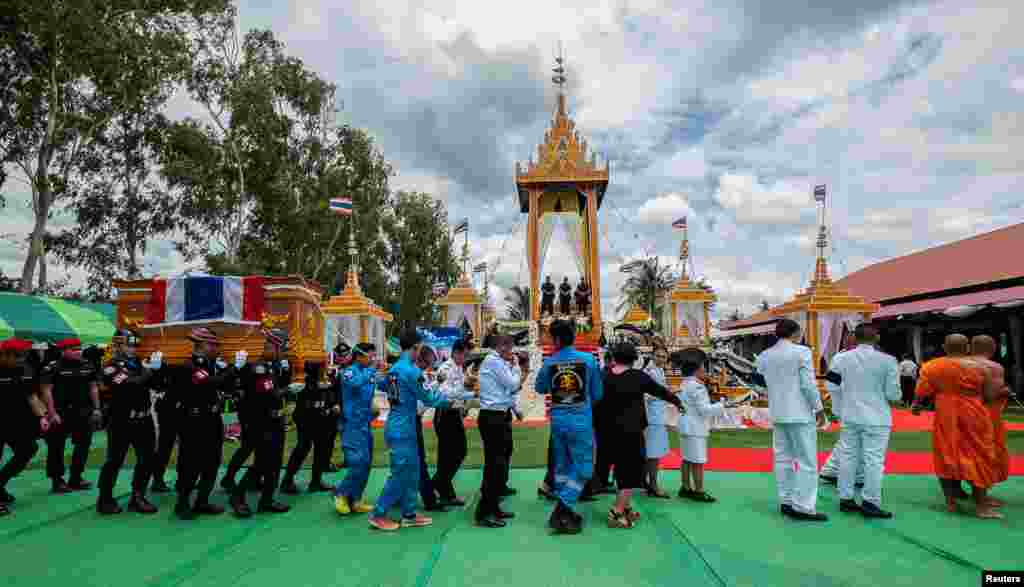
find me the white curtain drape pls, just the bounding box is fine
[678,302,705,339]
[537,215,557,278]
[819,312,861,365]
[326,315,360,351]
[558,214,588,278]
[445,304,476,334]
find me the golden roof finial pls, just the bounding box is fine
[813,184,831,284]
[552,42,567,117]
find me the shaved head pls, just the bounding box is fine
[943,334,970,356]
[971,335,997,358]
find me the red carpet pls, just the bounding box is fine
[658,447,1024,475]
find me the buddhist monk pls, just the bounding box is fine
[971,335,1010,498]
[912,334,1001,519]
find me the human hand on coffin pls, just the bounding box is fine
[215,358,228,370]
[234,350,248,369]
[146,351,163,370]
[279,359,289,371]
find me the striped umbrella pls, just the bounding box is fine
[0,292,116,345]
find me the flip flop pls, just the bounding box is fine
[976,509,1004,520]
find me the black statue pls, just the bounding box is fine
[558,277,572,315]
[540,275,556,317]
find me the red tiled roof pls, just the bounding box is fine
[873,285,1024,319]
[718,310,777,330]
[836,222,1024,303]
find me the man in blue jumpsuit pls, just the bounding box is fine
[535,319,603,534]
[333,343,381,515]
[368,329,450,531]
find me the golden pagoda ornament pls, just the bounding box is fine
[771,185,878,389]
[662,217,716,348]
[321,218,393,357]
[434,230,485,343]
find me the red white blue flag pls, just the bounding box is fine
[329,197,353,215]
[145,275,264,326]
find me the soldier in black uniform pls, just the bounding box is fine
[40,338,103,494]
[228,329,291,517]
[175,327,236,520]
[541,275,556,316]
[96,330,160,515]
[558,277,572,315]
[220,362,259,493]
[149,355,178,494]
[0,338,49,515]
[280,361,339,494]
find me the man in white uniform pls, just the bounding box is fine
[826,324,900,518]
[755,319,828,522]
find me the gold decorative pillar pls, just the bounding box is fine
[585,186,602,329]
[528,188,541,321]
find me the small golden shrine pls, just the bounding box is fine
[321,229,393,358]
[661,219,716,347]
[621,304,652,326]
[434,239,485,342]
[516,49,608,346]
[112,275,326,383]
[771,186,878,391]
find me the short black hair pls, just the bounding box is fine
[549,319,575,348]
[451,340,467,354]
[354,342,375,356]
[854,323,878,343]
[672,348,707,376]
[775,318,801,340]
[481,333,496,349]
[611,342,638,366]
[399,328,422,351]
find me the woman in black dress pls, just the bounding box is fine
[601,343,683,528]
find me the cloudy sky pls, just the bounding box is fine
[3,0,1023,320]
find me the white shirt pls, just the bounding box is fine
[754,340,822,424]
[644,363,668,427]
[477,351,521,411]
[827,344,901,427]
[676,377,726,437]
[898,359,918,379]
[434,358,476,409]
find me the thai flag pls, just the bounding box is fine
[144,275,265,326]
[329,197,353,215]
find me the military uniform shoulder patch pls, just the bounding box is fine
[343,369,355,380]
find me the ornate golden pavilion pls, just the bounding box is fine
[434,239,486,343]
[321,224,392,358]
[516,53,608,345]
[661,221,716,347]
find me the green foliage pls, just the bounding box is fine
[617,256,675,328]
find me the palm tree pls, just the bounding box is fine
[504,285,531,320]
[617,257,676,328]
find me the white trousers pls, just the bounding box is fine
[820,432,864,483]
[772,423,819,514]
[838,423,891,506]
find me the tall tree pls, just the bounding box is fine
[383,191,460,330]
[503,286,531,321]
[0,0,231,293]
[617,257,676,319]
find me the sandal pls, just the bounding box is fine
[686,491,717,503]
[607,508,633,529]
[624,507,640,522]
[677,487,697,499]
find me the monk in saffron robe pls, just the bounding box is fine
[912,334,1001,519]
[971,335,1010,492]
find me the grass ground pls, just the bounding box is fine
[20,422,1024,473]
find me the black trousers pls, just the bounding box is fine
[0,424,38,489]
[151,403,180,483]
[46,415,93,481]
[541,298,554,316]
[901,377,916,405]
[224,414,256,483]
[432,408,467,500]
[98,417,156,500]
[476,409,511,519]
[176,415,224,504]
[591,416,612,489]
[416,417,438,507]
[284,413,333,484]
[236,418,285,505]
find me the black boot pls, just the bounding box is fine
[194,500,226,516]
[127,492,158,514]
[68,477,92,491]
[279,477,300,495]
[258,500,290,514]
[51,477,72,494]
[175,497,197,520]
[308,479,332,493]
[96,497,123,515]
[229,494,253,518]
[0,487,15,504]
[151,479,171,493]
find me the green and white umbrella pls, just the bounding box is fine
[0,292,116,346]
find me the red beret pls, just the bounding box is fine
[55,338,82,350]
[0,339,33,352]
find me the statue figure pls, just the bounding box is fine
[558,277,572,315]
[574,278,591,316]
[540,275,556,317]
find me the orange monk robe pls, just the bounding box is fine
[989,396,1009,483]
[914,357,998,489]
